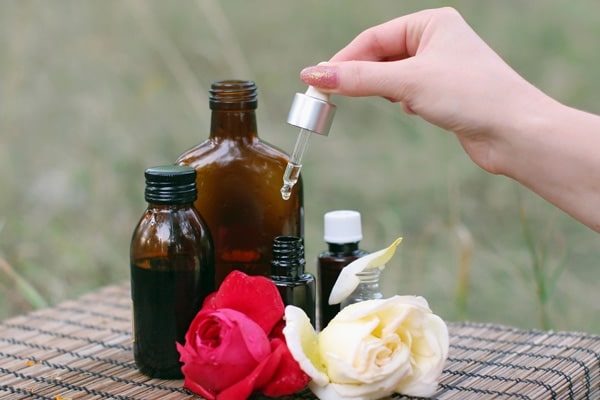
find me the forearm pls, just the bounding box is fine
[495,96,600,231]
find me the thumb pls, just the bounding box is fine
[300,60,418,103]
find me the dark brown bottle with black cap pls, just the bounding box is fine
[176,80,304,288]
[130,165,214,379]
[317,210,368,330]
[271,235,316,327]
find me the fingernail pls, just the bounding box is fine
[300,65,338,89]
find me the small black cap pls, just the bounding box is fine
[144,165,197,205]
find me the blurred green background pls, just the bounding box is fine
[1,0,599,333]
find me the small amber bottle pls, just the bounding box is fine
[271,236,316,327]
[176,80,304,287]
[317,210,368,330]
[130,165,214,379]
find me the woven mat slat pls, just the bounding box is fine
[0,283,598,400]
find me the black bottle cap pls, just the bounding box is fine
[271,235,305,280]
[144,165,197,205]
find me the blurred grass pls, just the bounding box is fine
[1,0,599,333]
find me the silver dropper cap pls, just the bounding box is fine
[287,86,336,136]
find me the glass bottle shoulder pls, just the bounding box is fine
[130,205,211,259]
[176,137,290,167]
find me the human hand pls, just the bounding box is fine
[300,7,552,174]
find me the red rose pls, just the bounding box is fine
[176,270,310,400]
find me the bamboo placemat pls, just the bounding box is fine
[0,283,598,399]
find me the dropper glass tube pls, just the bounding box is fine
[281,86,336,200]
[281,129,311,200]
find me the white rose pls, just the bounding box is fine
[284,296,449,400]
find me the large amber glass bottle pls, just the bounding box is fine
[176,80,304,287]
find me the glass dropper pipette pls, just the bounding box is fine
[281,128,311,200]
[281,86,336,200]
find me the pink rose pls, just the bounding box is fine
[177,270,309,400]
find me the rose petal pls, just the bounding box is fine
[217,338,283,400]
[328,237,403,305]
[394,313,449,397]
[212,270,284,334]
[261,338,310,397]
[308,380,392,400]
[194,309,271,364]
[329,358,410,398]
[319,316,411,385]
[333,296,429,323]
[180,370,217,400]
[283,305,329,386]
[395,378,439,399]
[319,318,380,382]
[201,292,218,310]
[178,309,271,395]
[269,318,285,341]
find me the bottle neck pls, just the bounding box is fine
[209,110,258,140]
[327,242,360,255]
[209,80,259,140]
[341,268,383,309]
[355,268,381,284]
[271,236,305,280]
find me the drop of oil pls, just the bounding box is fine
[280,162,302,201]
[280,185,292,200]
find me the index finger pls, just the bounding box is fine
[328,8,454,63]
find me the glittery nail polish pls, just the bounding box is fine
[300,65,338,89]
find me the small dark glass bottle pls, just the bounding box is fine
[317,210,368,330]
[130,165,214,379]
[271,236,316,327]
[176,80,304,288]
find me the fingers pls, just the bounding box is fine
[328,7,461,63]
[329,15,421,63]
[300,59,418,102]
[299,7,466,101]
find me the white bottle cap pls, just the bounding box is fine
[324,210,363,244]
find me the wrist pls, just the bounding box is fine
[492,89,600,230]
[488,84,561,178]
